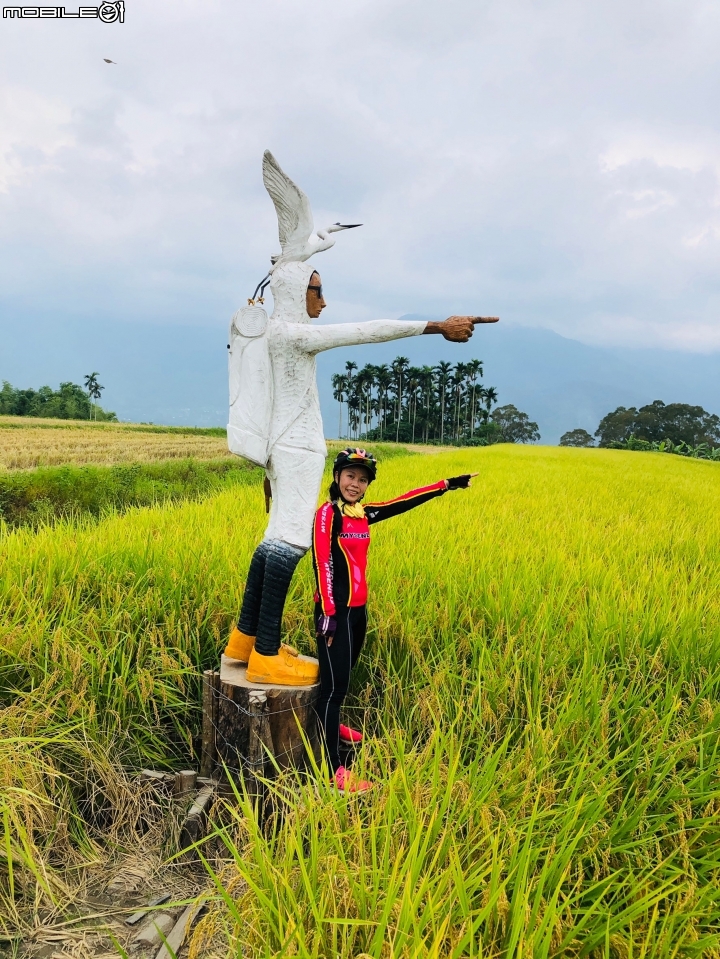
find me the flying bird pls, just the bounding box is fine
[262,150,361,272]
[103,58,117,64]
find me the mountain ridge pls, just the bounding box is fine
[3,313,719,444]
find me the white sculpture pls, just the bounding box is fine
[225,151,498,686]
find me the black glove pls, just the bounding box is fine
[316,614,337,641]
[446,474,473,490]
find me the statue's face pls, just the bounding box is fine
[306,272,326,319]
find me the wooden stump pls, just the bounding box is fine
[215,654,320,795]
[200,669,220,777]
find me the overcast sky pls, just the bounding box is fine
[1,0,720,369]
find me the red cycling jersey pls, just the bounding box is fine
[312,480,447,614]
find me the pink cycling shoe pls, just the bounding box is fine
[339,724,363,745]
[333,766,373,793]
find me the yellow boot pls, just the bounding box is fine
[223,627,255,664]
[246,644,319,686]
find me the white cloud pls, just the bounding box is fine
[599,138,719,176]
[564,312,720,352]
[0,86,74,192]
[0,0,719,354]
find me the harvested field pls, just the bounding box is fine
[0,417,438,470]
[0,422,232,469]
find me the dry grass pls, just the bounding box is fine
[0,416,440,471]
[0,425,232,470]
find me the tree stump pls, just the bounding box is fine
[215,654,320,796]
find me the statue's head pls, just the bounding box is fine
[269,261,326,323]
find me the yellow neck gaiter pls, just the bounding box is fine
[337,500,365,519]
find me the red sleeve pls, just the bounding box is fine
[364,480,447,525]
[312,503,336,615]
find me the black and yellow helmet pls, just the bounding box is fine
[332,447,377,482]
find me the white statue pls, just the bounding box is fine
[225,151,498,686]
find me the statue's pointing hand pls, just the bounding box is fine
[424,316,500,342]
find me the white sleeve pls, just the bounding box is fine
[285,319,427,354]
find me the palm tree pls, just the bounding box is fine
[332,373,348,438]
[344,361,357,434]
[375,365,392,438]
[481,386,498,424]
[366,365,379,432]
[354,365,374,436]
[391,356,410,443]
[451,362,468,441]
[84,372,103,421]
[407,367,421,443]
[347,382,361,439]
[418,366,434,442]
[466,359,483,436]
[435,361,452,444]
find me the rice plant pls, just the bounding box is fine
[2,445,720,955]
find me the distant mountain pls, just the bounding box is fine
[317,317,720,444]
[3,312,719,443]
[1,313,228,428]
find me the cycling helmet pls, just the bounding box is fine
[332,447,377,482]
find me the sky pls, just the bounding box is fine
[1,0,719,431]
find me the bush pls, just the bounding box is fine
[607,435,720,460]
[0,457,260,526]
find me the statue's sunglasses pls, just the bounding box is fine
[307,284,324,299]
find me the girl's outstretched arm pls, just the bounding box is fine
[364,474,476,525]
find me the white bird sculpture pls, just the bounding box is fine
[262,150,361,272]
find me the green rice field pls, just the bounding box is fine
[2,443,720,956]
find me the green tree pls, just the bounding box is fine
[560,428,595,447]
[595,401,720,448]
[0,379,116,420]
[491,404,541,443]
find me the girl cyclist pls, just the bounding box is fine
[312,447,476,793]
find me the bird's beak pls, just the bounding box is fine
[333,222,363,231]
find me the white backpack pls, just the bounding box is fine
[227,304,273,468]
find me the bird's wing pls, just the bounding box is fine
[262,150,314,255]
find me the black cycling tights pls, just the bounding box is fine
[314,603,367,773]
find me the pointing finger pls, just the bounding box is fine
[472,316,500,324]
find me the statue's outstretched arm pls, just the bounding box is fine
[286,319,427,355]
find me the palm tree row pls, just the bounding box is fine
[331,357,498,445]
